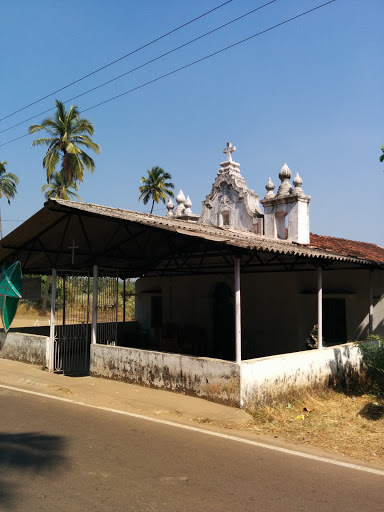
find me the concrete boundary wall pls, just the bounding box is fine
[90,344,240,406]
[0,332,48,366]
[0,334,368,409]
[240,342,363,408]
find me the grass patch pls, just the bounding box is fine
[247,389,384,462]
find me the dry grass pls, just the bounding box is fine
[246,390,384,462]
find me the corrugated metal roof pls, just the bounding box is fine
[45,199,382,265]
[0,198,382,276]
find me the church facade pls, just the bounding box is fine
[135,143,384,361]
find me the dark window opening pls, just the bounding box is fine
[151,296,162,328]
[323,298,347,345]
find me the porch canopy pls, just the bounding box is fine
[0,198,382,277]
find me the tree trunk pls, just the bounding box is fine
[39,275,51,316]
[150,200,155,214]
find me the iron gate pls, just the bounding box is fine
[54,271,90,375]
[96,269,119,345]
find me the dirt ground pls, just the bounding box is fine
[242,389,384,462]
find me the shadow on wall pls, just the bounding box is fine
[327,345,364,390]
[9,325,50,336]
[0,432,66,508]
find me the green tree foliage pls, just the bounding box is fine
[41,172,81,201]
[138,166,174,214]
[0,161,19,204]
[380,145,384,169]
[0,161,19,239]
[359,336,384,374]
[29,100,100,198]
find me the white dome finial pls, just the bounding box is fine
[264,177,275,199]
[175,189,186,216]
[184,195,192,215]
[166,198,174,217]
[276,163,292,197]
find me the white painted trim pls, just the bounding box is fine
[369,269,374,335]
[234,257,241,363]
[317,267,323,349]
[91,265,98,344]
[49,269,56,371]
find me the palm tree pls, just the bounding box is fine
[29,100,100,197]
[139,166,174,214]
[41,172,81,201]
[0,161,19,239]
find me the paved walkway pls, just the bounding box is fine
[0,358,251,426]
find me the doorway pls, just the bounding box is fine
[323,298,347,344]
[213,282,235,360]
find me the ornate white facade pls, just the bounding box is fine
[198,143,264,234]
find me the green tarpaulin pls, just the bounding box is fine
[0,261,22,332]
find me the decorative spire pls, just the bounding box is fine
[278,163,292,181]
[276,163,292,197]
[184,195,192,215]
[166,198,174,217]
[292,172,304,196]
[174,189,185,216]
[264,177,275,199]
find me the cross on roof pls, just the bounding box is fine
[222,142,236,162]
[68,239,79,265]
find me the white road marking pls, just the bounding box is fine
[1,383,383,477]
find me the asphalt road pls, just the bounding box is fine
[0,387,383,512]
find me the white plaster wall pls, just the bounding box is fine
[135,268,383,360]
[90,344,240,406]
[298,269,384,340]
[240,342,364,407]
[372,269,384,336]
[0,332,48,366]
[287,200,310,244]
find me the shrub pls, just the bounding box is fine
[358,335,384,375]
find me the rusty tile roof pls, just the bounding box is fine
[309,233,384,264]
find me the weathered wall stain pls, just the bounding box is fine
[240,342,365,408]
[0,332,48,366]
[90,344,240,406]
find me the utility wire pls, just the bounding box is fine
[0,0,233,123]
[0,0,277,135]
[0,0,336,148]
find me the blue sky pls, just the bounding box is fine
[1,0,383,244]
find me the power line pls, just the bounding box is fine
[0,0,336,148]
[0,0,234,123]
[82,1,337,113]
[0,0,277,136]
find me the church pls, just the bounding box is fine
[0,142,383,407]
[135,142,384,362]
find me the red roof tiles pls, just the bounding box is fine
[309,233,384,264]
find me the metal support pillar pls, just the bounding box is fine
[369,269,374,335]
[62,275,66,326]
[317,266,323,349]
[91,265,98,345]
[234,257,242,363]
[123,279,126,324]
[48,268,57,371]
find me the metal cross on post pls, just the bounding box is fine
[68,240,79,265]
[222,142,236,162]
